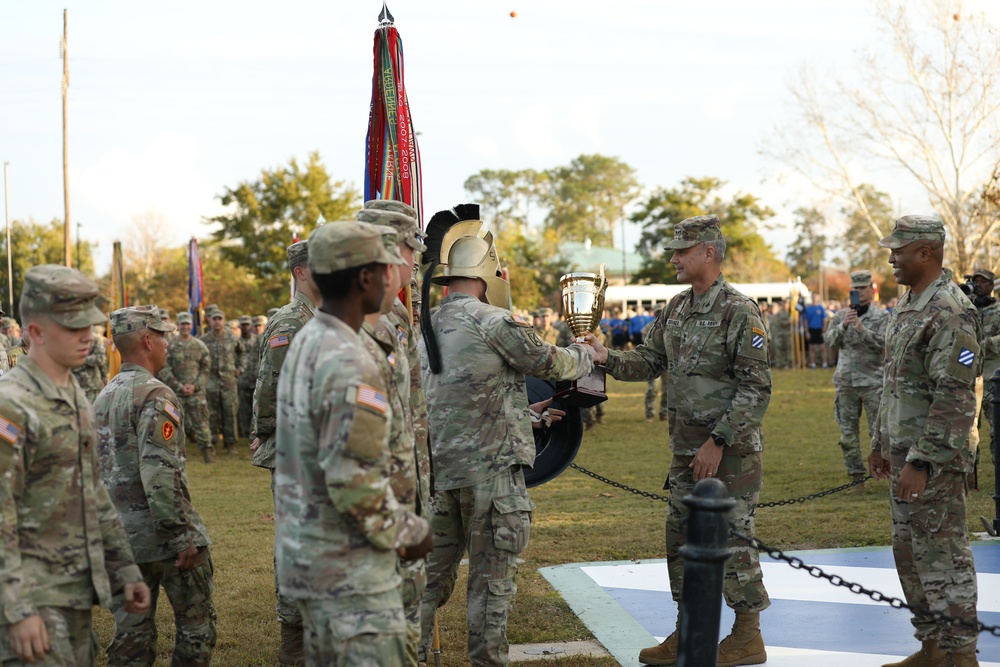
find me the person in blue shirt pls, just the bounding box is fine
[804,293,828,368]
[609,308,629,350]
[628,305,651,347]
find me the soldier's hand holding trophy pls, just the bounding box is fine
[555,264,610,407]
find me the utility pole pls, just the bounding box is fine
[61,9,71,267]
[76,222,82,269]
[620,208,628,286]
[4,162,11,315]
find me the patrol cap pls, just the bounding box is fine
[537,307,554,317]
[850,270,873,288]
[1,317,14,327]
[20,265,107,328]
[158,308,170,320]
[287,240,309,271]
[210,310,226,320]
[252,315,267,325]
[110,305,177,337]
[239,315,252,325]
[308,220,403,274]
[227,320,239,329]
[177,312,193,325]
[878,215,946,249]
[267,308,280,318]
[665,215,724,250]
[357,200,427,253]
[972,267,996,284]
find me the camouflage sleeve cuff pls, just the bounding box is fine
[1,596,37,625]
[166,532,195,556]
[712,423,736,447]
[110,563,143,591]
[393,513,430,550]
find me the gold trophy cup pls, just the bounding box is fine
[555,264,609,407]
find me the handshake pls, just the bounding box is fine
[574,334,609,365]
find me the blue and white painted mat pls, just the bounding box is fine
[540,543,1000,666]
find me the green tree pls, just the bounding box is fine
[206,151,360,303]
[632,177,784,284]
[785,207,829,278]
[0,217,96,318]
[542,154,639,245]
[841,184,894,272]
[463,169,546,236]
[498,228,567,311]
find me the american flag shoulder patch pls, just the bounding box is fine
[387,352,396,367]
[163,401,182,424]
[269,334,290,349]
[958,348,975,368]
[0,415,23,446]
[396,326,408,346]
[511,314,532,326]
[356,384,388,414]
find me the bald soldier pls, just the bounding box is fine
[94,306,215,666]
[870,216,981,667]
[251,240,321,666]
[0,265,151,666]
[275,221,432,665]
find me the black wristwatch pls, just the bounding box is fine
[909,459,930,472]
[711,433,727,448]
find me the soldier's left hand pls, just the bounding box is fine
[690,437,724,482]
[897,462,928,502]
[123,581,152,614]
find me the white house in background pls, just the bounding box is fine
[605,280,810,311]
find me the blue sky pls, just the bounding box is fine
[3,1,997,271]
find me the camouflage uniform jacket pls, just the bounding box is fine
[0,333,8,376]
[538,327,561,346]
[72,336,109,402]
[252,291,316,469]
[389,299,431,512]
[93,363,211,564]
[605,275,772,455]
[362,316,418,512]
[238,333,261,391]
[770,310,791,339]
[873,269,981,475]
[158,336,211,394]
[274,310,428,600]
[423,293,594,490]
[977,300,1000,382]
[198,330,246,384]
[0,358,141,624]
[823,304,890,388]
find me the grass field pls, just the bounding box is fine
[92,368,999,666]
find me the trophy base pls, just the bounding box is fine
[555,365,607,408]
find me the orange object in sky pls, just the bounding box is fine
[510,11,517,18]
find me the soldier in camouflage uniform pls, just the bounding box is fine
[158,308,177,340]
[253,314,268,336]
[94,306,216,667]
[0,265,151,666]
[251,240,320,666]
[970,268,1000,464]
[823,270,889,488]
[357,200,432,666]
[534,308,561,346]
[2,317,26,368]
[275,220,432,666]
[417,204,597,667]
[237,315,259,438]
[588,216,771,667]
[769,301,791,369]
[869,216,981,667]
[642,308,668,422]
[160,312,215,462]
[0,306,9,377]
[72,326,109,403]
[199,309,245,453]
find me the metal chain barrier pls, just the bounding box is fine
[569,463,870,508]
[730,527,1000,637]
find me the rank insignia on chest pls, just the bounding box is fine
[269,334,289,348]
[751,334,765,349]
[396,327,408,346]
[356,384,388,413]
[164,401,182,424]
[162,420,175,441]
[958,348,975,367]
[0,415,22,445]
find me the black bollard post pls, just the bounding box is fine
[677,478,736,667]
[992,369,1000,534]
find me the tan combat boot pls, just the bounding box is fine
[717,612,766,667]
[203,446,216,464]
[638,615,681,666]
[943,651,979,667]
[881,639,946,667]
[277,622,305,667]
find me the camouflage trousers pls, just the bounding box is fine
[644,375,668,419]
[107,551,217,667]
[237,383,254,438]
[0,607,96,666]
[771,335,790,369]
[581,402,604,427]
[666,452,770,613]
[298,592,407,667]
[418,466,534,667]
[270,470,304,627]
[179,393,212,451]
[399,557,427,667]
[833,384,881,481]
[889,448,978,653]
[205,378,238,449]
